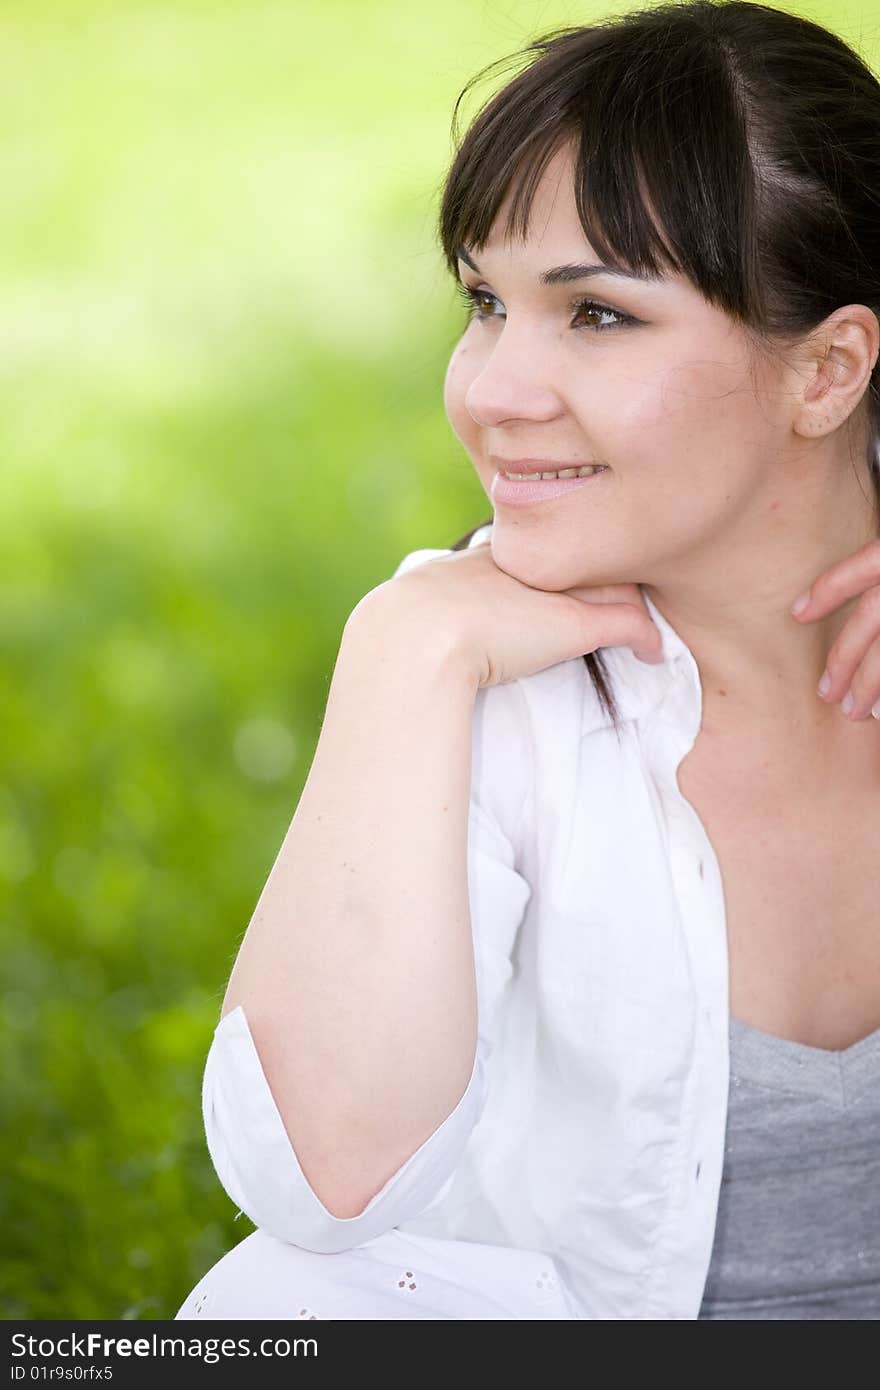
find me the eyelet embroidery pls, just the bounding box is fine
[535,1269,558,1303]
[395,1269,418,1293]
[297,1307,319,1319]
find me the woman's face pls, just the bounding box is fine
[443,141,794,593]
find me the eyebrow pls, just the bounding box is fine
[455,246,658,285]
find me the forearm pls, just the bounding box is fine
[220,594,481,1217]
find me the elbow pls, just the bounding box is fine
[203,1111,392,1254]
[281,1145,397,1224]
[201,1004,489,1253]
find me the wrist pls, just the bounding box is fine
[342,584,483,694]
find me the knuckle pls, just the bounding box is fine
[856,585,880,619]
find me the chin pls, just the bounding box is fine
[490,525,637,594]
[489,531,578,592]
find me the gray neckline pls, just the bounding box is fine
[729,1014,880,1106]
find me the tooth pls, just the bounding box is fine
[502,468,609,480]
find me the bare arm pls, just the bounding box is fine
[220,591,482,1219]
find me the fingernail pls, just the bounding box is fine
[817,670,832,698]
[872,700,880,720]
[791,591,811,616]
[841,690,855,716]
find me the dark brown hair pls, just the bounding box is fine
[438,0,880,727]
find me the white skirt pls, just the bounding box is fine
[175,1227,581,1321]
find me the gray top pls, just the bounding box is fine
[698,1014,880,1319]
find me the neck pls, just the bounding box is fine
[642,454,880,730]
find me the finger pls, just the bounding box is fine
[588,602,664,664]
[791,537,880,619]
[835,632,880,720]
[818,590,880,709]
[565,581,646,607]
[614,600,661,664]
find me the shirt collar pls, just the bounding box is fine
[601,587,702,729]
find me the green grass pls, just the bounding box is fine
[1,0,875,1319]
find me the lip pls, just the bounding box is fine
[489,456,595,476]
[491,467,608,508]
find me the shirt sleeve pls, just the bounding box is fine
[200,537,531,1255]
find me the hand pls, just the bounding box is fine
[790,537,880,720]
[363,541,664,690]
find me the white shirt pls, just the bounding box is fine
[202,521,731,1319]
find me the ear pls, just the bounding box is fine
[791,304,880,441]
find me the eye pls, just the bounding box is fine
[453,282,633,332]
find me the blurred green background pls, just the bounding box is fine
[2,0,877,1320]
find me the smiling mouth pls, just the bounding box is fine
[490,465,610,509]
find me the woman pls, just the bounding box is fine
[176,0,880,1320]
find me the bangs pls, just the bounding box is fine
[438,20,760,323]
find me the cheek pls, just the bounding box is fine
[443,339,479,439]
[615,357,755,445]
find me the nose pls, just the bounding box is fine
[463,321,564,428]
